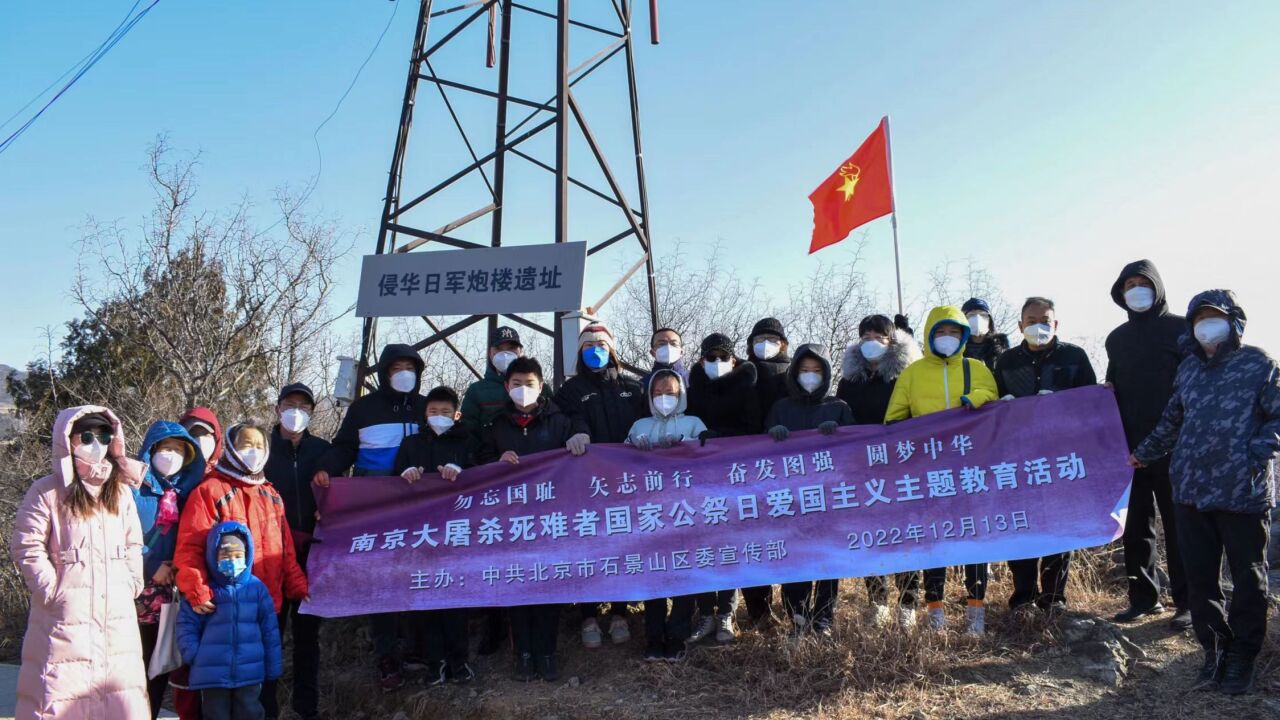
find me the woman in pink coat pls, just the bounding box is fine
[10,405,150,719]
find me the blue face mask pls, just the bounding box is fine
[582,345,610,370]
[218,557,247,580]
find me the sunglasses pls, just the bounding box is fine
[78,430,113,446]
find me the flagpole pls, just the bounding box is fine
[883,115,904,317]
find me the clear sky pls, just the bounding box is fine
[2,1,1278,369]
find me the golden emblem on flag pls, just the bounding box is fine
[837,162,861,201]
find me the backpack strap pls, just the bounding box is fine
[963,358,972,396]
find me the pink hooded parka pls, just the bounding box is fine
[10,405,150,720]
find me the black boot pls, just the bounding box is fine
[537,654,559,683]
[479,609,506,656]
[1219,650,1256,695]
[513,653,536,682]
[1112,603,1163,623]
[1194,645,1224,690]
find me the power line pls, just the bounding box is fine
[0,0,161,157]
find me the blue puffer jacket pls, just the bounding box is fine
[177,521,283,690]
[1135,290,1280,513]
[133,420,205,579]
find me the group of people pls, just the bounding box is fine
[10,258,1276,720]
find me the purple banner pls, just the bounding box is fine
[301,386,1131,617]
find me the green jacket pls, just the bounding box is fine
[459,364,552,437]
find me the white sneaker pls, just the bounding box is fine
[897,606,917,630]
[788,613,809,643]
[966,605,986,637]
[687,615,716,644]
[581,617,603,648]
[714,613,737,644]
[608,615,631,645]
[927,606,946,631]
[869,603,892,628]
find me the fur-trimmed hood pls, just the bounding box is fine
[841,329,922,382]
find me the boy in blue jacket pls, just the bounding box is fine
[178,521,283,720]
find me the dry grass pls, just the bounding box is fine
[264,548,1277,720]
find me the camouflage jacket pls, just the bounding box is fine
[1135,340,1280,513]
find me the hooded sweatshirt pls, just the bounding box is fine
[11,405,149,720]
[765,344,855,430]
[885,306,999,421]
[176,521,283,690]
[626,369,709,444]
[1134,289,1280,513]
[134,420,206,580]
[175,425,308,612]
[1104,259,1188,450]
[181,406,225,470]
[321,344,427,476]
[837,329,923,425]
[687,357,762,437]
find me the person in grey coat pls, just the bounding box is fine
[1131,289,1279,696]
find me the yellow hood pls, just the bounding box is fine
[921,305,972,361]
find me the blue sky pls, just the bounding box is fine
[2,1,1278,369]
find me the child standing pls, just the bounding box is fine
[480,357,584,681]
[394,386,478,685]
[886,306,999,635]
[765,344,855,637]
[178,521,283,720]
[626,370,710,660]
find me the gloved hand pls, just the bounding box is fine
[768,425,790,441]
[1001,394,1015,402]
[698,430,712,447]
[657,435,681,449]
[894,313,914,336]
[817,420,839,436]
[1037,389,1054,396]
[629,433,653,451]
[566,433,591,456]
[960,395,974,409]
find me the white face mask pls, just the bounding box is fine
[1193,317,1231,347]
[1023,323,1055,347]
[239,448,267,474]
[967,313,990,336]
[753,340,781,360]
[798,371,824,393]
[652,394,679,417]
[280,408,310,434]
[492,350,518,374]
[509,385,540,407]
[654,345,682,365]
[74,439,109,464]
[1124,286,1155,313]
[390,369,417,393]
[151,449,185,478]
[196,435,216,461]
[704,359,733,379]
[426,415,455,434]
[933,335,962,358]
[860,341,887,362]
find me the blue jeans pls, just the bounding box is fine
[202,684,264,720]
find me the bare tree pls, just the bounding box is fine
[920,258,1021,338]
[778,239,878,383]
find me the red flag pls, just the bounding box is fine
[808,117,894,254]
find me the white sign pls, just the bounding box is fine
[355,242,587,318]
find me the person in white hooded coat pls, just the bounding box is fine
[626,370,711,661]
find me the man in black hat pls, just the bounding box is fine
[263,382,329,720]
[460,325,551,439]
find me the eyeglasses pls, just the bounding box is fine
[78,430,113,445]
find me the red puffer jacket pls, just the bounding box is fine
[174,468,308,612]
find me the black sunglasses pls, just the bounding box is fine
[78,430,113,445]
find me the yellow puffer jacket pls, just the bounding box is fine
[885,305,999,422]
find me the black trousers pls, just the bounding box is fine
[923,564,987,603]
[510,604,561,657]
[411,609,469,667]
[579,602,624,620]
[782,580,837,621]
[695,589,738,616]
[742,584,774,620]
[1123,459,1187,609]
[1175,504,1270,656]
[865,572,920,606]
[272,602,321,720]
[137,621,171,720]
[645,597,700,643]
[1008,552,1072,608]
